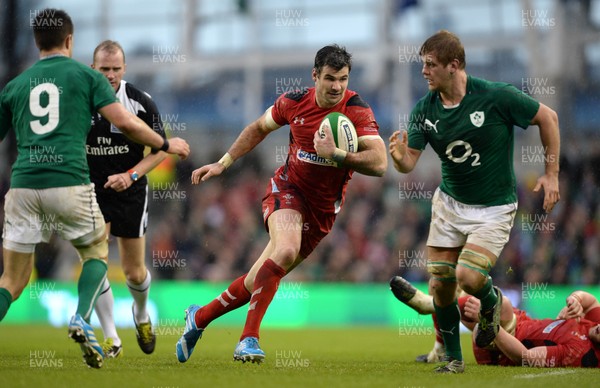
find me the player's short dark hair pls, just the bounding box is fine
[32,9,73,51]
[93,40,126,63]
[314,44,352,75]
[419,30,466,69]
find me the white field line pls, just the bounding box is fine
[514,370,577,379]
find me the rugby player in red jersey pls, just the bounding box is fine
[391,276,600,367]
[176,44,387,363]
[489,291,600,368]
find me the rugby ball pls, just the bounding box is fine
[318,112,358,153]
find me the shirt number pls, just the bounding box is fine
[30,83,60,135]
[445,140,481,166]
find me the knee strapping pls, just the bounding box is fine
[503,312,517,336]
[75,236,108,261]
[427,261,456,282]
[457,249,494,276]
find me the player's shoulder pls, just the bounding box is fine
[63,58,110,88]
[9,58,90,91]
[61,57,102,77]
[120,81,158,113]
[274,88,313,117]
[123,81,153,102]
[469,75,519,95]
[344,90,371,109]
[281,87,312,103]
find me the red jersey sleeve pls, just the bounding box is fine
[544,342,591,367]
[343,93,380,139]
[521,319,600,368]
[584,306,600,323]
[270,92,293,127]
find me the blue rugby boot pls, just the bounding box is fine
[68,314,104,369]
[233,336,265,364]
[176,304,203,362]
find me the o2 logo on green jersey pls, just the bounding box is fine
[445,140,481,166]
[29,83,60,135]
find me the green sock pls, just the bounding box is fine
[433,300,462,361]
[0,288,13,322]
[473,277,497,311]
[76,259,107,322]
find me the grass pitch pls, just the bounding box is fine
[0,325,597,388]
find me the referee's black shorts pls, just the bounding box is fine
[95,184,148,238]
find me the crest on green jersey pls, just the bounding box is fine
[470,111,485,127]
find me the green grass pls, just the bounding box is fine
[0,325,597,388]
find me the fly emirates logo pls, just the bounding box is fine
[296,149,336,167]
[86,137,130,156]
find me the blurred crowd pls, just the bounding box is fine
[0,134,599,286]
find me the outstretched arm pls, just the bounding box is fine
[493,327,552,366]
[191,107,281,184]
[388,130,422,173]
[530,103,560,213]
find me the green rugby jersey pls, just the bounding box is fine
[407,76,539,206]
[0,56,117,188]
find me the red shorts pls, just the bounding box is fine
[261,175,336,258]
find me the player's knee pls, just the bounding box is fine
[457,249,493,276]
[455,267,484,294]
[74,236,108,261]
[457,249,493,292]
[123,265,147,284]
[272,245,299,268]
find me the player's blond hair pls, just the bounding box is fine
[93,40,126,63]
[419,30,466,69]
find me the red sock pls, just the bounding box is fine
[195,274,251,329]
[240,259,286,340]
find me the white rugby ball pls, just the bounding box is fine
[318,112,358,153]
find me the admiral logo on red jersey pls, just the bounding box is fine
[296,149,336,167]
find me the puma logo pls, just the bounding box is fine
[425,119,439,133]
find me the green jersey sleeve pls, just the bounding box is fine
[494,84,540,129]
[406,96,431,151]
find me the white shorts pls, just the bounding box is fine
[2,184,106,252]
[426,188,517,257]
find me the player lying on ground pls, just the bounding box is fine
[391,276,600,367]
[390,276,515,364]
